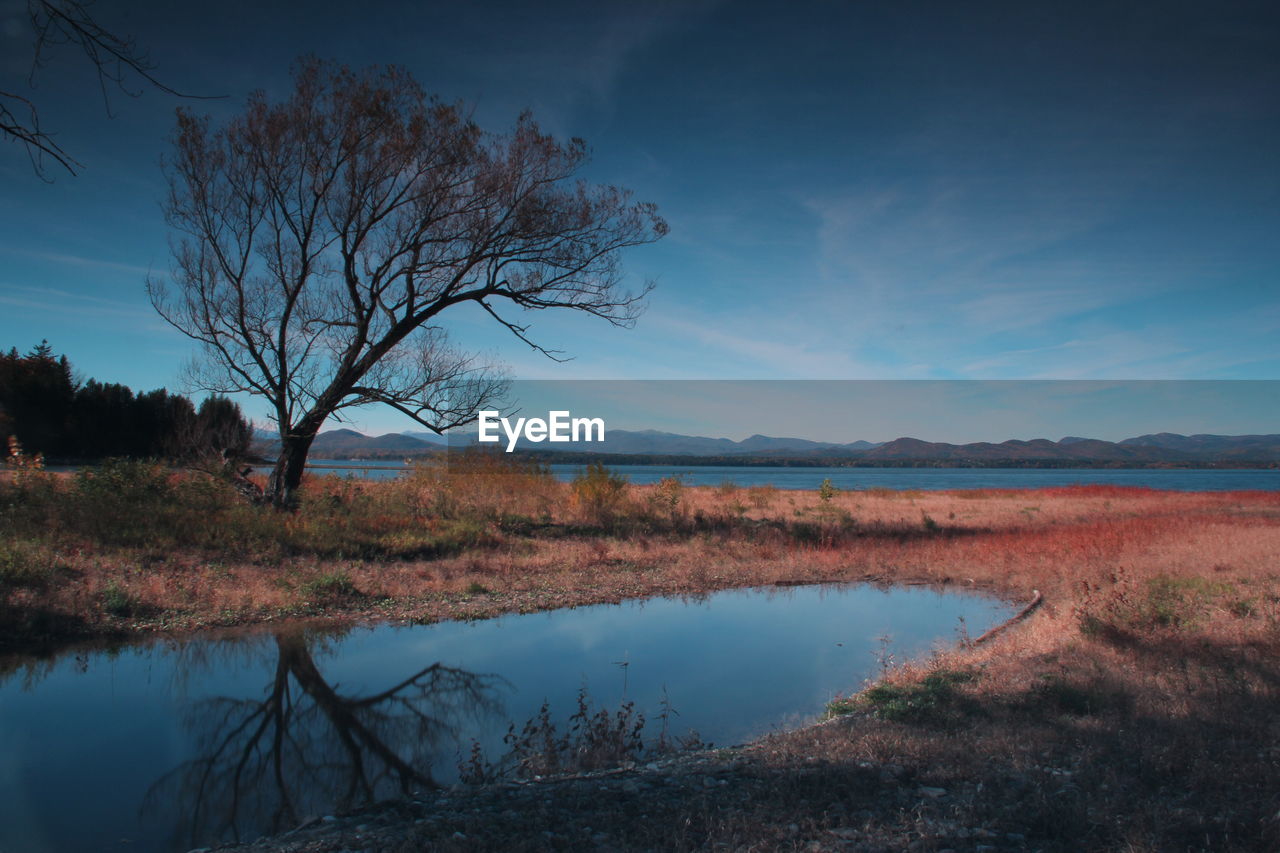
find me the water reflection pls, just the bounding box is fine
[143,630,503,848]
[0,583,1011,853]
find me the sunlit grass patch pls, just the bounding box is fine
[99,580,144,617]
[298,571,360,604]
[827,668,982,726]
[0,541,59,590]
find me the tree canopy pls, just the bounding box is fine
[149,57,667,506]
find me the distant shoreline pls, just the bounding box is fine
[253,451,1280,470]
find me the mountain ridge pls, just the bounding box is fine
[250,428,1280,463]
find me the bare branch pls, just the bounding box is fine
[143,633,503,845]
[3,0,221,178]
[477,299,571,362]
[0,85,82,176]
[151,57,666,506]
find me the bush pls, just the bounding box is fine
[402,450,557,522]
[100,581,141,617]
[644,475,686,521]
[462,687,703,782]
[0,541,54,590]
[70,459,181,545]
[300,572,359,603]
[74,458,173,504]
[818,478,837,503]
[572,463,629,525]
[1141,575,1231,629]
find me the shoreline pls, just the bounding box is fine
[4,475,1279,850]
[1,569,1018,665]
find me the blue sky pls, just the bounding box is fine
[2,0,1277,437]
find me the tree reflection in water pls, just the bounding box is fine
[145,629,504,848]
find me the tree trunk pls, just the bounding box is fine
[266,431,317,509]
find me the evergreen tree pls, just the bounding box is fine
[1,342,251,462]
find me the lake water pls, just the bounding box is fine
[0,583,1009,852]
[284,459,1280,491]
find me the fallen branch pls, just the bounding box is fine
[971,589,1043,646]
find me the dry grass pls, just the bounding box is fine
[5,458,1280,849]
[2,457,1277,643]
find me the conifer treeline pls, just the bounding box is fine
[0,341,252,461]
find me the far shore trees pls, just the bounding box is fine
[0,340,251,461]
[149,58,666,508]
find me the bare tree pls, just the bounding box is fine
[144,631,502,847]
[149,58,667,507]
[2,0,208,177]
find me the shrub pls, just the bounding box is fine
[747,484,778,510]
[300,571,359,603]
[572,463,628,525]
[645,475,686,521]
[0,541,54,590]
[1079,573,1236,638]
[74,458,172,504]
[465,687,702,782]
[4,435,52,490]
[100,581,141,617]
[818,478,837,503]
[403,450,557,522]
[1142,575,1231,629]
[69,459,181,545]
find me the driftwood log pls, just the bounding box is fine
[970,589,1044,646]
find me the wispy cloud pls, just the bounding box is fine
[648,313,889,379]
[454,0,725,135]
[0,246,154,277]
[0,284,165,330]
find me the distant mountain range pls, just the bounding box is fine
[251,428,1280,465]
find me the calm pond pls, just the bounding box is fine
[0,583,1010,852]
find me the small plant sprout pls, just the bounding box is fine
[874,633,896,681]
[819,478,837,503]
[656,685,680,751]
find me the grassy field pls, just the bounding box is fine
[3,455,1279,849]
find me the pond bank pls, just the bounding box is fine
[221,581,1280,853]
[221,587,1280,852]
[1,583,1013,852]
[215,488,1279,851]
[4,477,1279,850]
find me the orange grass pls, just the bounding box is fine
[5,462,1280,849]
[3,461,1277,643]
